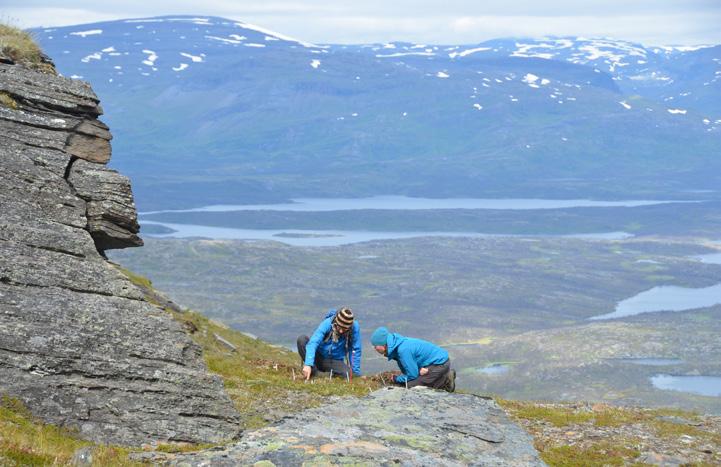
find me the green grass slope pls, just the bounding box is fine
[1,266,718,465]
[0,22,54,72]
[0,266,379,465]
[117,266,381,429]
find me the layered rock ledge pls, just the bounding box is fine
[0,62,241,445]
[162,388,546,466]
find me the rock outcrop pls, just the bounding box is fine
[0,61,241,445]
[163,388,546,466]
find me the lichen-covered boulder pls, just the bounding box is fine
[166,387,546,466]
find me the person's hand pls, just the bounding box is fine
[419,367,429,376]
[302,365,312,380]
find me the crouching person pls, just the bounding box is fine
[370,326,456,392]
[297,307,361,380]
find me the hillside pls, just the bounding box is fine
[112,236,721,416]
[33,16,721,210]
[0,271,384,465]
[2,270,719,465]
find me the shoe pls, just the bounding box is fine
[446,369,456,393]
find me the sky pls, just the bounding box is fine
[2,0,721,45]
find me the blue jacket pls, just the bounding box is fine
[304,309,362,376]
[386,333,448,384]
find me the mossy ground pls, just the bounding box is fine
[0,396,140,466]
[501,400,721,466]
[0,22,53,72]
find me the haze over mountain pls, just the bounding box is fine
[33,15,721,210]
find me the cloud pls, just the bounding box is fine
[240,12,721,45]
[445,13,721,45]
[2,1,720,45]
[1,8,131,28]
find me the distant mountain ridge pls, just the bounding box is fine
[33,16,721,210]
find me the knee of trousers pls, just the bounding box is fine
[297,335,310,348]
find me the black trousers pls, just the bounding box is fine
[297,335,350,378]
[403,359,451,389]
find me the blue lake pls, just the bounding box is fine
[478,364,511,375]
[140,221,633,247]
[141,195,694,215]
[615,358,684,366]
[590,283,721,320]
[695,253,721,265]
[651,375,721,397]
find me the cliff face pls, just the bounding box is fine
[0,62,240,445]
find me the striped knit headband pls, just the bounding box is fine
[335,307,354,329]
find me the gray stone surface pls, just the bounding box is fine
[0,62,241,445]
[69,159,142,250]
[166,388,546,466]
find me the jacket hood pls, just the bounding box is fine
[386,332,406,361]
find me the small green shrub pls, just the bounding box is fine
[499,400,593,427]
[0,22,53,72]
[0,91,18,109]
[540,441,640,467]
[0,394,138,465]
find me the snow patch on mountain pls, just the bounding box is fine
[629,71,672,82]
[141,49,158,66]
[81,52,102,63]
[449,47,491,59]
[124,18,164,23]
[70,29,102,37]
[234,21,318,48]
[659,45,715,53]
[206,35,242,45]
[512,42,557,59]
[376,52,435,58]
[180,52,203,63]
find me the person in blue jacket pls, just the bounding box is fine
[370,326,455,392]
[297,307,362,380]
